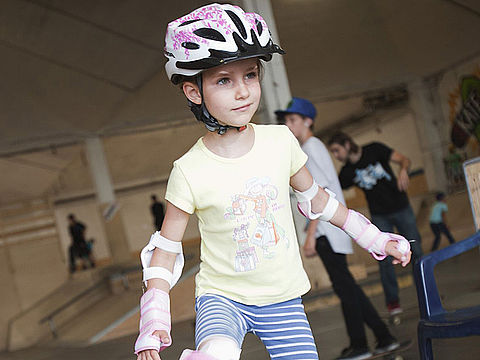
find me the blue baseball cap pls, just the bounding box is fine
[275,97,317,120]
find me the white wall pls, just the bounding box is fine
[54,183,201,266]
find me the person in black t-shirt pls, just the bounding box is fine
[67,214,95,273]
[328,132,423,315]
[150,195,165,231]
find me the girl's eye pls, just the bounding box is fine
[246,71,258,80]
[217,77,229,85]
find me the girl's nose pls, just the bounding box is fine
[235,81,250,99]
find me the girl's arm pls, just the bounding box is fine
[290,166,411,266]
[147,202,190,292]
[136,201,190,360]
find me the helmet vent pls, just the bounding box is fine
[182,42,200,50]
[225,10,247,39]
[255,19,263,36]
[193,28,226,42]
[179,19,200,27]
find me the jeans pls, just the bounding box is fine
[371,205,423,305]
[316,236,392,348]
[430,222,455,251]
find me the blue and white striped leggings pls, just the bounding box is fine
[195,294,319,359]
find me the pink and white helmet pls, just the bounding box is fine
[164,3,284,84]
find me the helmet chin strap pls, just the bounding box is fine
[188,75,248,135]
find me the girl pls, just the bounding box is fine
[134,4,411,360]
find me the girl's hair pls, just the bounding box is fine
[435,192,445,201]
[327,132,359,153]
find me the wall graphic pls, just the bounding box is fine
[449,69,480,149]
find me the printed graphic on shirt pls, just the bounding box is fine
[224,177,288,272]
[353,162,392,190]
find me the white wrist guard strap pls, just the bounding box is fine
[342,209,411,260]
[294,181,339,221]
[140,231,184,288]
[134,288,171,354]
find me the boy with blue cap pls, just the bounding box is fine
[276,97,399,359]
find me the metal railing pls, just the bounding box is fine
[38,265,140,338]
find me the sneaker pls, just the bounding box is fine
[387,301,403,316]
[335,346,372,360]
[373,336,400,354]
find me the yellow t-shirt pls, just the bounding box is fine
[165,124,310,305]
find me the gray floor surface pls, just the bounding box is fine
[1,248,479,360]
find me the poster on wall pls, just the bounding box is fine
[440,60,480,193]
[451,76,480,149]
[463,157,480,231]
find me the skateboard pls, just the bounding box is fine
[387,313,401,326]
[380,307,418,326]
[365,340,413,360]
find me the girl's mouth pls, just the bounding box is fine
[233,104,251,111]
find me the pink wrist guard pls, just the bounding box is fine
[134,288,171,355]
[342,209,411,260]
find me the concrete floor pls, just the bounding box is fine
[1,190,479,360]
[1,246,479,360]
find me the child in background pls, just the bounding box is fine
[430,192,455,252]
[134,4,412,360]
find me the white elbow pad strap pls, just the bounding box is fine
[318,188,340,221]
[341,210,411,260]
[294,181,339,221]
[143,267,173,285]
[134,288,171,354]
[140,231,184,288]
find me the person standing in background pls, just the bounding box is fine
[328,132,423,316]
[151,194,165,231]
[429,192,455,252]
[67,214,95,273]
[277,97,399,359]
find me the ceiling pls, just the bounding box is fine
[1,0,480,205]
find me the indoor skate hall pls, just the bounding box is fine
[1,1,479,359]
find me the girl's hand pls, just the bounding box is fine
[137,349,160,360]
[136,330,170,360]
[385,240,411,267]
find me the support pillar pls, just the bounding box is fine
[242,0,292,124]
[408,77,448,192]
[85,137,131,264]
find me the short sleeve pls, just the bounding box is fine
[287,128,308,176]
[371,142,393,162]
[165,162,195,214]
[339,168,353,189]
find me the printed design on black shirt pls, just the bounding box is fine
[354,162,392,190]
[224,177,288,272]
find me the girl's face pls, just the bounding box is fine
[199,58,261,128]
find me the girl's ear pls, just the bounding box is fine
[182,82,202,105]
